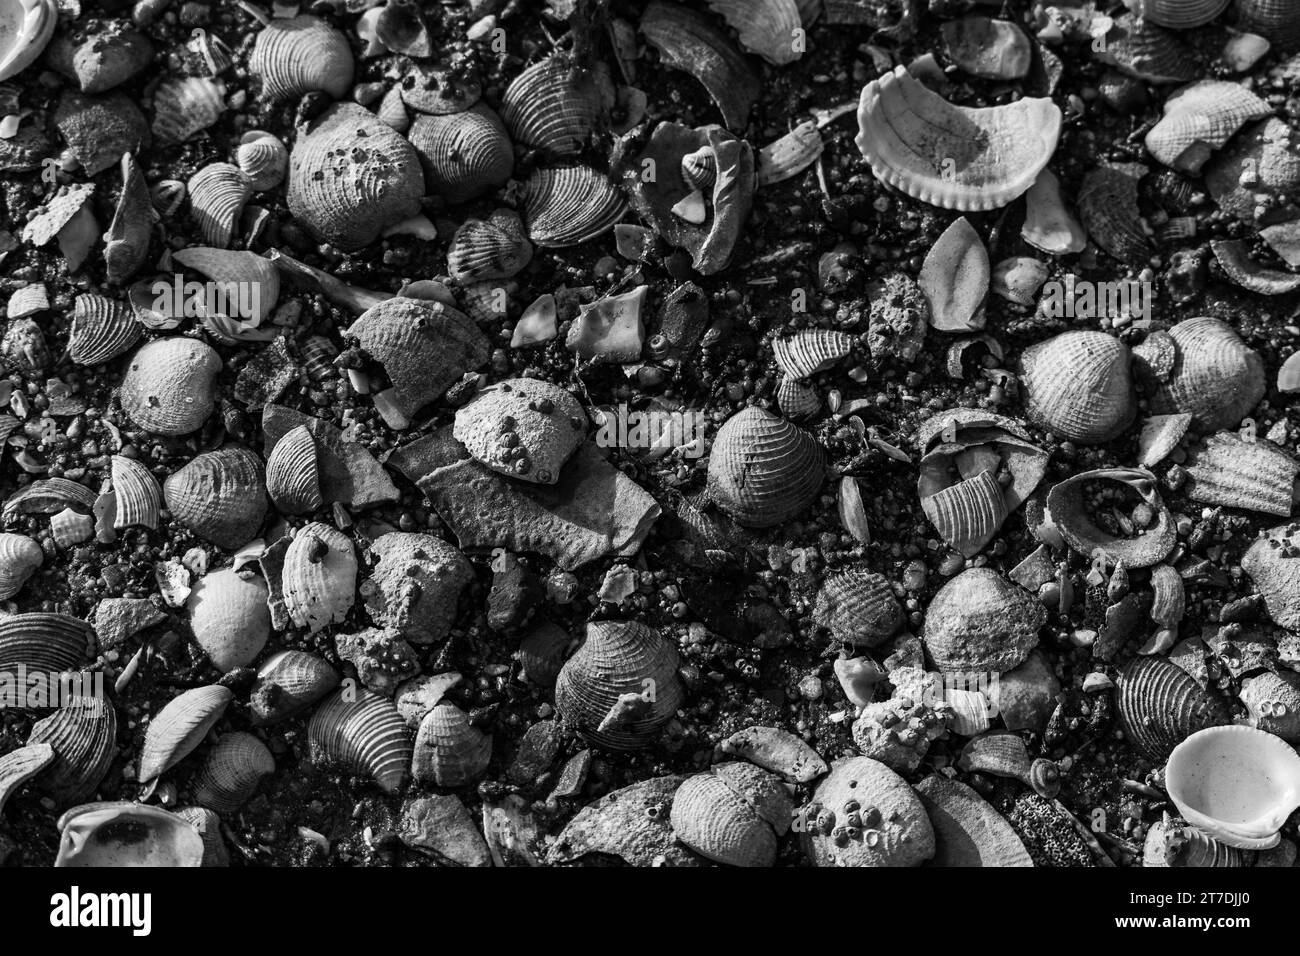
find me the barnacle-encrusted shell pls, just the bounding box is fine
[671,764,789,867]
[922,568,1046,674]
[446,210,533,284]
[163,446,267,550]
[915,775,1033,867]
[152,76,226,146]
[1148,317,1266,432]
[411,702,491,787]
[308,687,412,794]
[452,378,586,485]
[1143,816,1250,867]
[855,66,1061,211]
[138,685,233,784]
[186,568,270,671]
[110,455,160,530]
[521,166,627,248]
[1242,524,1300,630]
[501,55,612,158]
[1241,672,1300,743]
[1020,331,1134,443]
[0,532,42,599]
[772,330,854,379]
[812,566,906,647]
[706,406,824,528]
[359,532,473,645]
[236,130,289,192]
[69,294,140,366]
[0,613,96,673]
[187,162,252,249]
[54,802,204,867]
[249,14,354,101]
[1184,433,1300,516]
[1144,81,1270,175]
[265,424,322,515]
[800,757,935,867]
[397,61,482,115]
[0,0,58,83]
[1045,468,1176,569]
[407,103,513,204]
[1116,657,1231,762]
[283,522,357,634]
[27,695,117,804]
[192,732,275,815]
[250,650,339,726]
[1233,0,1300,50]
[1123,0,1229,28]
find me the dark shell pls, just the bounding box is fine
[812,566,906,647]
[163,446,268,550]
[1116,657,1231,762]
[407,103,513,205]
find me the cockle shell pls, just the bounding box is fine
[104,152,151,284]
[250,15,354,101]
[0,0,57,83]
[173,806,229,867]
[3,478,96,519]
[521,166,627,248]
[187,162,252,249]
[640,1,760,130]
[27,696,117,804]
[1077,162,1151,265]
[0,532,42,599]
[706,0,802,65]
[192,732,275,815]
[1098,13,1198,83]
[152,76,226,146]
[1233,0,1300,50]
[1045,468,1176,569]
[54,802,204,867]
[0,613,96,674]
[1144,81,1270,174]
[706,406,823,528]
[172,248,280,328]
[772,330,854,379]
[1123,0,1230,28]
[921,469,1007,557]
[138,685,233,784]
[164,446,267,550]
[411,702,491,787]
[359,532,472,645]
[0,743,54,815]
[236,130,289,192]
[777,376,821,420]
[915,775,1033,867]
[265,424,322,515]
[1147,317,1265,431]
[1243,525,1300,630]
[1116,658,1230,762]
[1143,815,1250,867]
[68,294,140,366]
[446,210,533,284]
[50,509,93,549]
[812,566,906,647]
[1212,238,1300,296]
[108,455,160,532]
[250,650,340,726]
[501,55,613,159]
[1019,331,1134,443]
[719,726,829,783]
[923,568,1046,674]
[452,378,586,485]
[186,569,270,671]
[671,764,789,867]
[308,687,412,794]
[1184,433,1299,516]
[407,103,513,204]
[800,757,935,867]
[855,65,1061,212]
[283,522,356,633]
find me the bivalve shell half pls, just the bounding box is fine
[922,568,1046,674]
[1116,657,1231,763]
[250,650,339,726]
[915,775,1033,867]
[407,103,513,204]
[640,1,760,130]
[249,15,353,101]
[706,0,802,65]
[1242,524,1300,630]
[69,294,140,366]
[187,162,252,249]
[706,406,824,528]
[1138,413,1192,468]
[236,130,289,192]
[359,532,473,645]
[192,732,275,815]
[921,469,1007,558]
[1021,169,1087,255]
[1143,816,1250,867]
[772,329,854,380]
[452,378,586,485]
[308,687,412,794]
[110,455,161,531]
[171,247,280,328]
[446,209,533,284]
[1044,468,1176,569]
[719,725,829,783]
[0,613,96,674]
[670,767,781,867]
[1123,0,1229,28]
[0,0,57,83]
[1234,0,1300,50]
[27,696,117,804]
[1148,317,1266,432]
[0,743,54,816]
[1144,80,1270,175]
[1241,672,1300,743]
[411,702,491,787]
[0,532,42,599]
[1098,14,1198,83]
[283,522,357,634]
[151,76,226,146]
[812,566,906,648]
[1077,162,1151,265]
[776,376,820,420]
[54,802,203,867]
[800,757,935,867]
[501,55,612,159]
[522,166,627,248]
[138,685,233,784]
[173,806,229,867]
[186,568,271,671]
[163,446,267,550]
[1019,331,1134,444]
[264,424,322,515]
[1185,432,1299,516]
[120,336,222,434]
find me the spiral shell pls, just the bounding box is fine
[407,103,513,204]
[1045,468,1176,569]
[0,532,42,599]
[283,522,357,634]
[187,162,252,249]
[1243,524,1300,631]
[192,732,275,815]
[152,76,226,146]
[110,455,160,532]
[308,687,412,794]
[670,766,783,867]
[446,209,533,284]
[164,446,267,550]
[236,130,288,192]
[411,702,492,787]
[706,406,824,528]
[54,802,204,867]
[682,146,718,193]
[1116,657,1231,762]
[1143,816,1250,867]
[452,378,586,485]
[1234,0,1300,50]
[265,424,322,515]
[772,330,854,380]
[186,569,271,671]
[250,650,339,726]
[359,532,472,645]
[915,775,1033,867]
[1123,0,1229,28]
[139,685,234,784]
[812,566,906,648]
[923,568,1046,674]
[0,613,96,674]
[1020,331,1134,444]
[69,294,141,366]
[501,55,611,159]
[521,166,627,248]
[27,695,117,804]
[1148,317,1265,432]
[0,0,58,84]
[1144,81,1270,175]
[249,15,354,101]
[1184,432,1300,516]
[800,757,935,867]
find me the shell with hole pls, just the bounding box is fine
[0,532,42,599]
[521,165,627,248]
[54,802,204,867]
[138,684,233,786]
[163,446,267,550]
[249,14,353,101]
[812,566,906,648]
[308,687,412,794]
[1147,317,1265,432]
[359,532,473,645]
[191,731,275,815]
[670,763,791,867]
[1019,331,1134,444]
[264,424,322,515]
[452,378,586,485]
[800,756,935,867]
[922,568,1046,674]
[119,337,222,436]
[706,406,824,528]
[1044,468,1177,569]
[186,568,271,671]
[250,650,340,726]
[1116,657,1231,763]
[411,701,491,787]
[282,522,357,634]
[407,103,513,204]
[26,695,117,804]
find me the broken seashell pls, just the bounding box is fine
[119,337,222,436]
[773,329,855,380]
[187,162,252,249]
[1137,413,1192,468]
[250,651,339,727]
[375,0,432,57]
[566,286,647,363]
[919,217,988,332]
[1146,562,1185,652]
[54,802,204,867]
[412,702,491,787]
[521,165,627,248]
[110,454,160,532]
[924,568,1046,674]
[1021,169,1087,255]
[640,1,760,130]
[0,0,57,83]
[1211,238,1300,296]
[0,613,96,675]
[1077,162,1151,265]
[921,469,1007,557]
[1020,331,1134,443]
[21,182,94,253]
[706,406,823,528]
[447,210,533,284]
[69,294,140,366]
[1145,80,1270,174]
[265,424,322,515]
[1045,468,1176,569]
[308,687,412,794]
[54,91,149,178]
[250,14,353,101]
[719,725,828,783]
[49,509,93,549]
[283,522,356,634]
[1098,14,1198,84]
[813,566,905,648]
[186,568,270,671]
[398,60,482,115]
[0,743,55,816]
[1240,671,1300,743]
[956,731,1034,781]
[27,695,117,804]
[1123,0,1230,29]
[705,0,802,65]
[192,731,274,816]
[1184,432,1300,516]
[671,764,789,867]
[1143,815,1250,867]
[453,378,585,485]
[915,775,1033,867]
[408,103,513,204]
[501,55,612,159]
[138,685,233,785]
[991,257,1048,307]
[756,121,823,186]
[800,756,935,867]
[1233,0,1300,50]
[941,16,1031,80]
[1148,316,1265,431]
[164,446,267,550]
[172,247,280,328]
[152,76,225,146]
[1243,525,1300,631]
[0,531,41,599]
[1116,657,1230,762]
[104,152,151,284]
[236,130,289,192]
[359,532,472,645]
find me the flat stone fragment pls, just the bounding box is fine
[400,795,492,867]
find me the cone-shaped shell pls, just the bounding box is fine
[772,330,854,380]
[110,455,161,530]
[915,775,1033,867]
[1148,317,1265,432]
[452,378,586,485]
[54,802,204,867]
[922,568,1046,674]
[501,55,611,159]
[1184,433,1300,516]
[1020,331,1134,443]
[119,337,222,436]
[249,15,353,101]
[1045,467,1176,569]
[521,166,627,248]
[1116,658,1231,763]
[359,532,473,645]
[1242,524,1300,631]
[0,613,96,674]
[164,446,267,550]
[0,532,42,599]
[408,102,513,204]
[27,695,117,804]
[191,731,275,815]
[139,685,233,784]
[283,522,356,634]
[236,130,289,192]
[411,702,491,787]
[69,294,141,366]
[250,650,339,725]
[264,424,322,515]
[1144,81,1270,175]
[670,771,776,867]
[800,756,935,867]
[446,209,533,284]
[0,0,58,83]
[186,569,271,671]
[308,687,412,794]
[706,406,824,528]
[1123,0,1229,28]
[812,566,905,647]
[187,162,252,249]
[1234,0,1300,50]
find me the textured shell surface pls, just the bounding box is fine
[360,532,473,644]
[1184,432,1300,516]
[1077,162,1151,265]
[713,761,794,834]
[1233,0,1300,50]
[54,802,204,867]
[54,92,149,178]
[110,454,161,531]
[1143,816,1250,867]
[1144,81,1271,175]
[1123,0,1229,28]
[0,743,55,816]
[1149,562,1186,628]
[0,613,96,675]
[69,294,140,366]
[249,14,354,101]
[192,731,275,815]
[922,567,1046,673]
[501,55,612,159]
[186,568,271,671]
[446,209,534,284]
[171,247,280,327]
[452,378,586,485]
[172,805,229,867]
[777,376,821,420]
[1241,671,1300,743]
[521,165,627,248]
[915,775,1033,867]
[163,446,267,550]
[138,684,233,783]
[265,423,322,515]
[407,103,513,204]
[1148,317,1266,431]
[0,531,42,599]
[1019,331,1134,443]
[251,650,340,726]
[812,566,906,647]
[50,508,93,549]
[283,522,357,634]
[1044,467,1176,569]
[1242,524,1300,630]
[152,76,226,146]
[1116,658,1231,762]
[411,701,492,787]
[237,130,289,192]
[705,0,803,65]
[307,687,412,794]
[0,0,58,83]
[719,725,829,783]
[1137,413,1192,468]
[956,731,1032,781]
[1205,119,1300,223]
[670,771,776,866]
[855,66,1061,211]
[921,469,1008,557]
[800,756,935,867]
[706,406,824,528]
[1098,13,1198,83]
[772,330,855,379]
[27,695,117,804]
[1211,238,1300,296]
[187,162,252,249]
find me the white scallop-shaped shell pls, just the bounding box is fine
[69,294,141,366]
[49,508,93,549]
[236,130,289,192]
[411,702,491,787]
[407,103,513,204]
[308,687,412,793]
[446,209,533,284]
[264,424,322,515]
[119,337,223,436]
[186,568,271,671]
[283,522,356,634]
[921,469,1007,558]
[187,162,252,249]
[152,76,226,146]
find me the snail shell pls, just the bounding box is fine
[670,765,786,867]
[0,0,58,83]
[283,522,357,634]
[54,802,204,867]
[706,406,824,528]
[501,55,612,159]
[1147,317,1265,432]
[0,532,42,600]
[1242,524,1300,631]
[187,162,252,249]
[151,76,226,146]
[186,568,271,671]
[923,568,1046,674]
[264,424,322,515]
[192,732,275,815]
[172,806,229,867]
[236,130,289,192]
[812,566,906,648]
[250,650,340,726]
[772,329,855,380]
[1019,331,1134,444]
[411,701,492,787]
[109,455,161,532]
[308,687,412,794]
[359,532,473,645]
[1044,467,1176,569]
[452,378,586,485]
[521,165,627,248]
[800,756,935,867]
[1116,657,1231,762]
[1184,432,1300,517]
[1122,0,1229,28]
[163,446,268,550]
[915,775,1033,867]
[69,294,141,366]
[27,695,118,804]
[139,685,234,784]
[407,103,513,204]
[249,14,354,101]
[0,613,96,673]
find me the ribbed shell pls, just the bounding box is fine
[171,247,280,328]
[801,757,936,867]
[706,0,802,65]
[812,566,905,647]
[776,376,821,420]
[249,15,354,101]
[3,477,96,518]
[1243,524,1300,630]
[1077,162,1151,265]
[1185,432,1299,516]
[27,695,117,804]
[1019,331,1134,443]
[110,455,160,530]
[670,772,775,866]
[308,687,412,794]
[151,76,226,145]
[915,775,1033,867]
[0,743,55,815]
[1234,0,1300,50]
[105,152,151,284]
[772,330,855,379]
[1045,468,1176,569]
[554,621,685,750]
[163,446,267,550]
[1144,81,1270,175]
[186,569,271,671]
[120,337,222,436]
[0,613,96,673]
[1143,817,1249,867]
[1116,657,1231,762]
[706,406,824,528]
[192,732,275,815]
[411,702,492,787]
[264,424,321,515]
[0,532,42,600]
[139,685,234,784]
[407,103,513,204]
[1137,413,1191,468]
[957,732,1033,781]
[1149,563,1185,628]
[521,166,627,248]
[1148,317,1265,432]
[251,650,340,726]
[921,469,1007,558]
[187,162,252,249]
[446,210,533,284]
[923,568,1046,674]
[452,378,586,485]
[1123,0,1229,28]
[54,802,204,867]
[682,146,718,192]
[236,130,288,192]
[501,56,609,158]
[50,509,93,549]
[360,532,472,645]
[283,522,357,634]
[69,294,140,366]
[1098,14,1198,83]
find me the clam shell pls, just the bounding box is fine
[0,532,42,599]
[1234,0,1300,50]
[776,376,821,420]
[192,732,275,815]
[446,209,533,284]
[1044,468,1176,569]
[1145,81,1270,175]
[1148,317,1266,431]
[1098,14,1198,83]
[250,650,340,726]
[1077,162,1151,265]
[407,103,513,204]
[915,775,1033,867]
[812,566,906,647]
[1137,413,1192,468]
[1019,331,1134,443]
[186,568,271,671]
[187,162,252,249]
[1211,238,1300,296]
[0,613,96,674]
[110,450,164,531]
[119,337,222,436]
[152,76,226,146]
[411,702,492,787]
[1241,671,1300,743]
[855,66,1061,211]
[1123,0,1229,29]
[68,294,140,366]
[452,378,586,485]
[163,446,267,550]
[1184,432,1299,516]
[1242,524,1300,630]
[264,423,322,515]
[359,532,472,645]
[1116,658,1231,763]
[640,1,760,130]
[921,469,1007,558]
[236,130,289,193]
[308,687,412,794]
[1143,816,1250,867]
[800,756,935,867]
[772,329,854,379]
[706,406,824,528]
[172,806,229,866]
[521,165,627,248]
[0,0,57,83]
[0,743,55,816]
[170,247,281,327]
[957,731,1033,783]
[501,55,612,158]
[719,725,829,783]
[139,685,234,784]
[54,802,204,867]
[3,478,96,518]
[283,522,357,634]
[922,568,1046,674]
[105,152,151,284]
[671,770,775,867]
[941,16,1031,80]
[1204,118,1300,224]
[27,695,117,804]
[706,0,802,65]
[249,15,354,101]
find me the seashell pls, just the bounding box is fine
[0,613,96,674]
[915,775,1033,867]
[375,0,432,57]
[940,16,1031,80]
[138,685,234,784]
[359,532,472,645]
[1184,432,1299,516]
[49,509,93,549]
[772,329,855,379]
[0,532,42,599]
[640,1,760,130]
[682,146,719,193]
[397,61,482,116]
[521,166,627,248]
[45,22,152,93]
[501,55,612,159]
[54,91,149,178]
[411,702,491,787]
[1243,524,1300,630]
[172,247,280,328]
[1233,0,1300,50]
[1205,119,1300,225]
[554,621,685,750]
[192,732,275,815]
[1148,317,1266,431]
[2,318,49,373]
[0,0,57,83]
[705,0,802,65]
[1143,815,1250,867]
[956,731,1033,780]
[3,478,96,518]
[68,294,141,366]
[1241,671,1300,743]
[1133,330,1177,387]
[265,424,322,515]
[151,179,186,219]
[54,802,204,867]
[1045,468,1176,569]
[104,152,151,285]
[187,163,252,250]
[151,76,226,146]
[249,15,354,101]
[800,756,935,867]
[1137,413,1192,468]
[1116,658,1231,763]
[374,85,409,134]
[308,687,412,793]
[1098,14,1198,84]
[1157,215,1198,243]
[21,182,94,251]
[921,469,1007,557]
[7,283,48,320]
[756,121,824,187]
[186,568,271,671]
[671,765,788,867]
[923,568,1046,674]
[990,256,1048,307]
[776,376,821,420]
[251,650,340,726]
[452,378,586,485]
[164,446,267,550]
[236,130,289,192]
[719,725,829,783]
[0,743,55,815]
[706,406,824,528]
[407,103,513,204]
[855,66,1061,212]
[172,806,229,867]
[283,522,357,633]
[1019,331,1134,443]
[287,103,425,252]
[1145,80,1270,175]
[1211,238,1300,296]
[119,337,221,436]
[813,566,906,647]
[1123,0,1230,29]
[27,696,117,804]
[1147,562,1185,652]
[1166,725,1300,849]
[1077,162,1151,266]
[446,210,533,284]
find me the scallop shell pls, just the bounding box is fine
[187,162,252,250]
[1143,815,1250,867]
[1144,81,1270,175]
[1234,0,1300,50]
[264,424,322,515]
[915,775,1033,867]
[0,532,42,599]
[501,55,612,159]
[1019,331,1134,444]
[1147,317,1265,431]
[706,406,824,528]
[1243,524,1300,631]
[287,103,425,251]
[236,130,289,193]
[283,522,357,634]
[446,210,533,284]
[855,66,1061,212]
[1077,162,1151,265]
[104,152,151,284]
[452,378,586,485]
[1123,0,1230,28]
[163,446,267,550]
[0,0,57,83]
[921,469,1008,558]
[0,613,96,674]
[68,294,141,366]
[670,769,777,867]
[407,103,513,204]
[192,731,275,815]
[54,802,204,867]
[359,532,472,645]
[171,247,280,328]
[249,15,354,101]
[1116,657,1231,762]
[0,743,55,815]
[307,687,412,794]
[250,650,340,726]
[1098,13,1198,83]
[521,166,627,248]
[186,568,271,671]
[119,337,222,436]
[172,806,229,867]
[1045,468,1176,569]
[1184,432,1300,516]
[776,376,821,420]
[27,695,117,804]
[138,685,234,784]
[800,756,935,867]
[772,330,855,379]
[411,702,492,787]
[922,568,1046,674]
[554,621,685,750]
[1241,671,1300,743]
[151,76,226,145]
[812,566,906,648]
[706,0,802,65]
